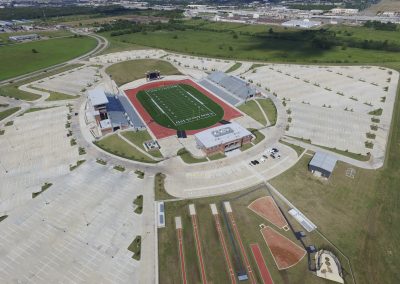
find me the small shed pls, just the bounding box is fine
[308,152,337,178]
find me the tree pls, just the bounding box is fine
[31,49,38,53]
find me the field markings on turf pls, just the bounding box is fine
[177,84,216,115]
[144,84,219,127]
[144,90,177,127]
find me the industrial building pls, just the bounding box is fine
[308,152,337,178]
[195,122,253,156]
[9,34,39,42]
[282,19,321,28]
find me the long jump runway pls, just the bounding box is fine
[210,204,237,284]
[224,202,257,284]
[175,217,187,284]
[250,244,274,284]
[189,204,208,284]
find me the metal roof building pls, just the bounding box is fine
[88,87,109,107]
[195,122,253,155]
[308,152,337,178]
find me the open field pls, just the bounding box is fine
[102,27,400,65]
[270,136,400,284]
[105,59,181,86]
[137,83,224,131]
[366,0,400,13]
[0,36,96,80]
[158,186,349,284]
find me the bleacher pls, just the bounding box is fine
[105,94,130,129]
[208,71,256,100]
[118,94,146,129]
[198,79,241,106]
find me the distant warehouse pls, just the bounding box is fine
[282,19,321,29]
[195,122,253,156]
[9,34,40,42]
[308,152,337,178]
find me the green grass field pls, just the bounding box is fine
[158,185,351,284]
[121,130,163,158]
[105,59,181,86]
[0,107,21,121]
[93,134,158,163]
[0,36,97,80]
[137,83,224,130]
[103,27,400,65]
[238,100,267,126]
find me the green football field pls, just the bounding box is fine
[137,84,224,130]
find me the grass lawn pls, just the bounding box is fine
[287,136,370,161]
[128,236,141,260]
[238,100,266,126]
[256,98,277,126]
[225,62,242,73]
[21,106,57,115]
[104,28,400,64]
[154,173,175,201]
[0,107,21,121]
[105,59,181,86]
[279,139,305,157]
[0,35,97,81]
[30,87,79,101]
[209,152,226,160]
[177,148,207,164]
[121,130,163,158]
[137,83,224,131]
[94,133,158,163]
[158,185,344,284]
[249,128,265,144]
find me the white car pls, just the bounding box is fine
[260,157,266,163]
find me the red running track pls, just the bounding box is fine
[227,212,257,284]
[191,215,208,284]
[213,214,237,284]
[124,79,242,139]
[250,243,274,284]
[177,228,187,284]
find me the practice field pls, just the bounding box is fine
[137,83,223,130]
[125,79,242,139]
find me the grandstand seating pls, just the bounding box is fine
[208,71,256,100]
[118,95,146,129]
[198,79,241,106]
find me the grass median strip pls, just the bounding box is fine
[0,107,21,121]
[121,130,163,158]
[94,133,158,163]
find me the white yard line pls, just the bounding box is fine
[145,90,177,127]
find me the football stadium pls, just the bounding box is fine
[125,78,243,139]
[136,83,223,130]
